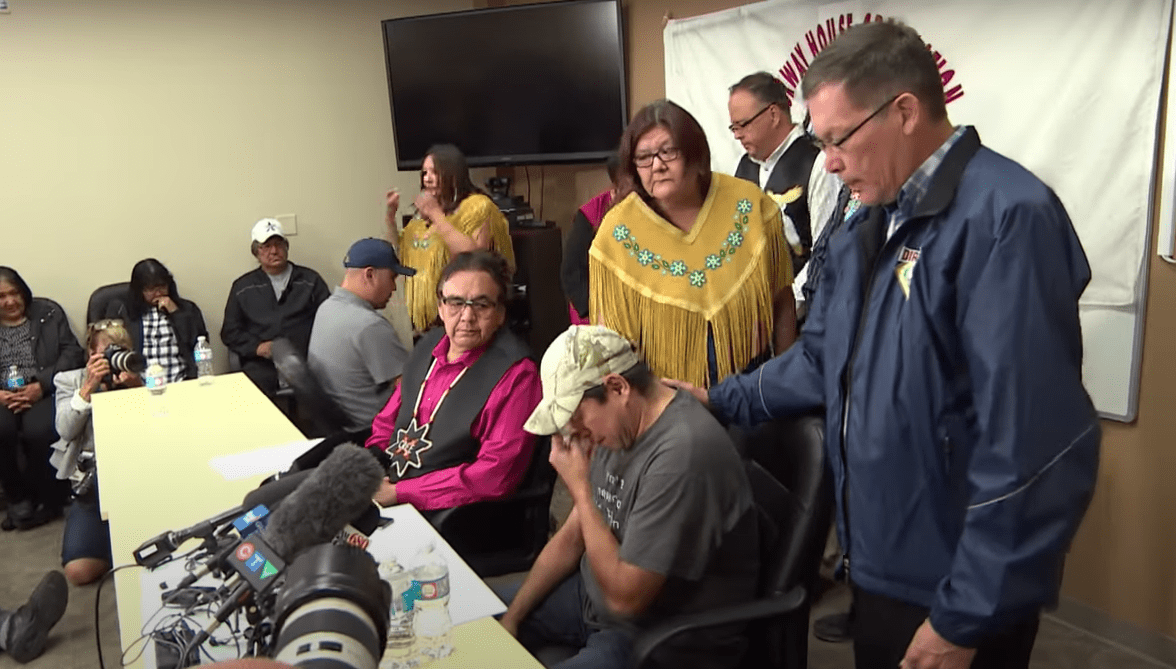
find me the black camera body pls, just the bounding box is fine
[70,452,97,501]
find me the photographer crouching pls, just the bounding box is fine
[50,319,143,586]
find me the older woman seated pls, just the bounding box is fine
[366,251,541,519]
[0,267,85,531]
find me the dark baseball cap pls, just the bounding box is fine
[343,238,416,276]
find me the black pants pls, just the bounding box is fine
[0,396,67,508]
[851,587,1039,669]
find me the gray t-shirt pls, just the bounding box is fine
[307,287,409,429]
[581,390,758,667]
[268,264,293,300]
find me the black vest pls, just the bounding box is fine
[735,137,820,271]
[387,327,531,482]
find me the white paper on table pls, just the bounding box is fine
[368,504,507,626]
[207,438,323,481]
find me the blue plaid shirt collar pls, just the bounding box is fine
[886,125,967,239]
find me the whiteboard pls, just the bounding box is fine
[1082,301,1148,423]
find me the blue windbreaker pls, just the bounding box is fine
[709,127,1100,646]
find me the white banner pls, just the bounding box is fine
[665,0,1171,308]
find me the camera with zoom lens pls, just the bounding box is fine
[104,345,146,375]
[269,543,391,669]
[70,451,97,501]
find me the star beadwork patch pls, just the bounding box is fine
[389,418,434,477]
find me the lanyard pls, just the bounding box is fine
[410,357,470,425]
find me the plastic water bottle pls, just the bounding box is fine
[411,543,452,660]
[144,363,167,416]
[4,365,25,390]
[378,560,419,669]
[194,336,214,385]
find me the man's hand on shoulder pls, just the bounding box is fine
[901,619,976,669]
[662,378,708,407]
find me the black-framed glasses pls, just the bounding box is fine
[728,104,773,133]
[806,93,901,152]
[633,146,682,168]
[439,295,499,315]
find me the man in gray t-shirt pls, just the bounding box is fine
[307,239,414,430]
[501,325,758,669]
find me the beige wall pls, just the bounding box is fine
[1,0,474,367]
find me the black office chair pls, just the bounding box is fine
[631,413,833,669]
[431,435,556,577]
[87,282,130,323]
[270,337,354,440]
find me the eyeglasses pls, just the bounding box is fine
[806,93,901,152]
[439,295,499,315]
[728,104,773,133]
[88,319,123,333]
[633,146,682,168]
[258,238,287,251]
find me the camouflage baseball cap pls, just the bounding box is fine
[523,325,641,436]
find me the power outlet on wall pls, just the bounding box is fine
[276,214,297,236]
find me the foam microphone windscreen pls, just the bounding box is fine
[259,444,383,560]
[241,470,313,511]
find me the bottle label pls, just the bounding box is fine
[5,379,23,390]
[415,576,449,601]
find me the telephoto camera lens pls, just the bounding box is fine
[104,345,146,374]
[271,543,391,669]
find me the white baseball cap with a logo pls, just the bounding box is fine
[251,218,286,244]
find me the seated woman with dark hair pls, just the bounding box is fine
[51,319,142,585]
[105,258,209,383]
[366,250,541,522]
[0,267,85,531]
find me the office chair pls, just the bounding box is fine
[269,337,349,439]
[431,435,556,578]
[631,413,832,669]
[86,282,130,323]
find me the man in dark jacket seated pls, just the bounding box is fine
[221,218,329,399]
[366,251,542,532]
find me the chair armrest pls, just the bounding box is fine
[631,584,807,668]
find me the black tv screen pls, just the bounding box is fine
[382,0,627,169]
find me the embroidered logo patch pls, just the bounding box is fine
[389,418,434,477]
[895,246,921,300]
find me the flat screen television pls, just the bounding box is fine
[381,0,627,169]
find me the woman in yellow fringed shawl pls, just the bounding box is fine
[386,144,515,333]
[589,100,796,389]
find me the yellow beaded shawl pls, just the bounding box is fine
[589,173,791,388]
[399,193,515,331]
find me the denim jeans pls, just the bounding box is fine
[494,573,633,669]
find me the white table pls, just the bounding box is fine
[93,373,541,669]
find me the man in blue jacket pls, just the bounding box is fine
[670,20,1099,669]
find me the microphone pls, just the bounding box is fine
[186,444,383,653]
[133,469,317,569]
[258,443,383,560]
[133,505,248,568]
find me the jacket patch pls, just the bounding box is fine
[896,246,921,299]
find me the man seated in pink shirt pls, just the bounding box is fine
[367,250,542,523]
